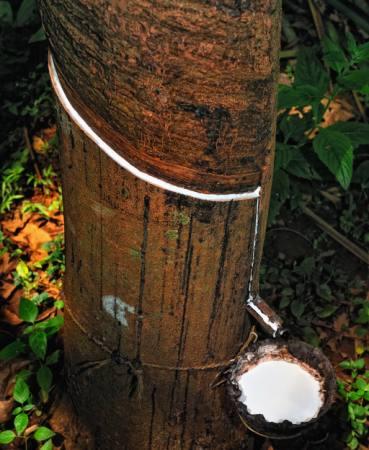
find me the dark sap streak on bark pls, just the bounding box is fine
[148,385,157,449]
[180,372,191,450]
[206,202,233,357]
[135,195,150,361]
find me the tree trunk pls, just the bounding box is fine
[39,1,281,448]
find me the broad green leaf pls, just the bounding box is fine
[0,340,25,361]
[315,305,338,319]
[279,115,307,143]
[313,129,353,189]
[14,412,29,435]
[285,152,321,181]
[34,316,64,336]
[15,0,37,27]
[16,260,29,278]
[0,1,12,24]
[339,68,369,91]
[34,427,55,442]
[322,36,348,73]
[275,144,294,171]
[354,359,366,370]
[37,366,53,393]
[46,350,60,365]
[291,300,305,318]
[54,300,64,310]
[19,297,38,323]
[40,439,53,450]
[339,360,353,370]
[29,331,47,360]
[355,41,369,63]
[328,121,369,148]
[13,377,30,403]
[278,85,324,110]
[295,47,329,95]
[0,430,15,444]
[29,26,46,43]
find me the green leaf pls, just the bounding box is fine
[328,122,369,148]
[354,377,367,390]
[13,377,30,403]
[32,292,50,306]
[34,427,55,442]
[354,359,366,370]
[0,430,16,444]
[339,68,369,91]
[0,340,25,361]
[54,300,64,310]
[40,439,53,450]
[37,366,53,393]
[275,144,294,171]
[355,41,369,63]
[46,350,60,365]
[16,260,29,278]
[291,300,305,319]
[15,0,37,27]
[19,297,38,323]
[322,36,348,73]
[340,360,353,370]
[0,1,13,24]
[295,47,329,95]
[29,331,47,360]
[29,26,46,43]
[34,316,64,336]
[14,412,29,435]
[278,85,324,110]
[315,305,338,319]
[313,128,353,189]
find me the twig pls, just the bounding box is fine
[23,127,42,180]
[301,205,368,265]
[352,91,368,123]
[267,227,313,246]
[307,0,325,40]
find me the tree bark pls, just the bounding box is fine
[39,1,281,448]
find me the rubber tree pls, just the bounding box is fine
[38,1,282,448]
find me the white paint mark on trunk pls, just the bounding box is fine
[102,295,135,327]
[237,360,324,424]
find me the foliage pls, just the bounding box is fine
[271,31,369,222]
[338,359,369,449]
[0,148,29,214]
[0,0,52,161]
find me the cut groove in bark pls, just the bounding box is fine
[227,339,336,440]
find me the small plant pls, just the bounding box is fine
[34,235,65,281]
[338,358,369,449]
[0,148,30,213]
[271,31,369,221]
[0,296,63,448]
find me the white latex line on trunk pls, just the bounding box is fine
[48,54,261,203]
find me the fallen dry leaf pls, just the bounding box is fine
[321,96,355,128]
[12,223,51,262]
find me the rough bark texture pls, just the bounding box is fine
[39,0,281,448]
[39,0,280,193]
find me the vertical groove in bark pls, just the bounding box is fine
[40,0,282,448]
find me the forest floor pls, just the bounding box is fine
[1,0,369,449]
